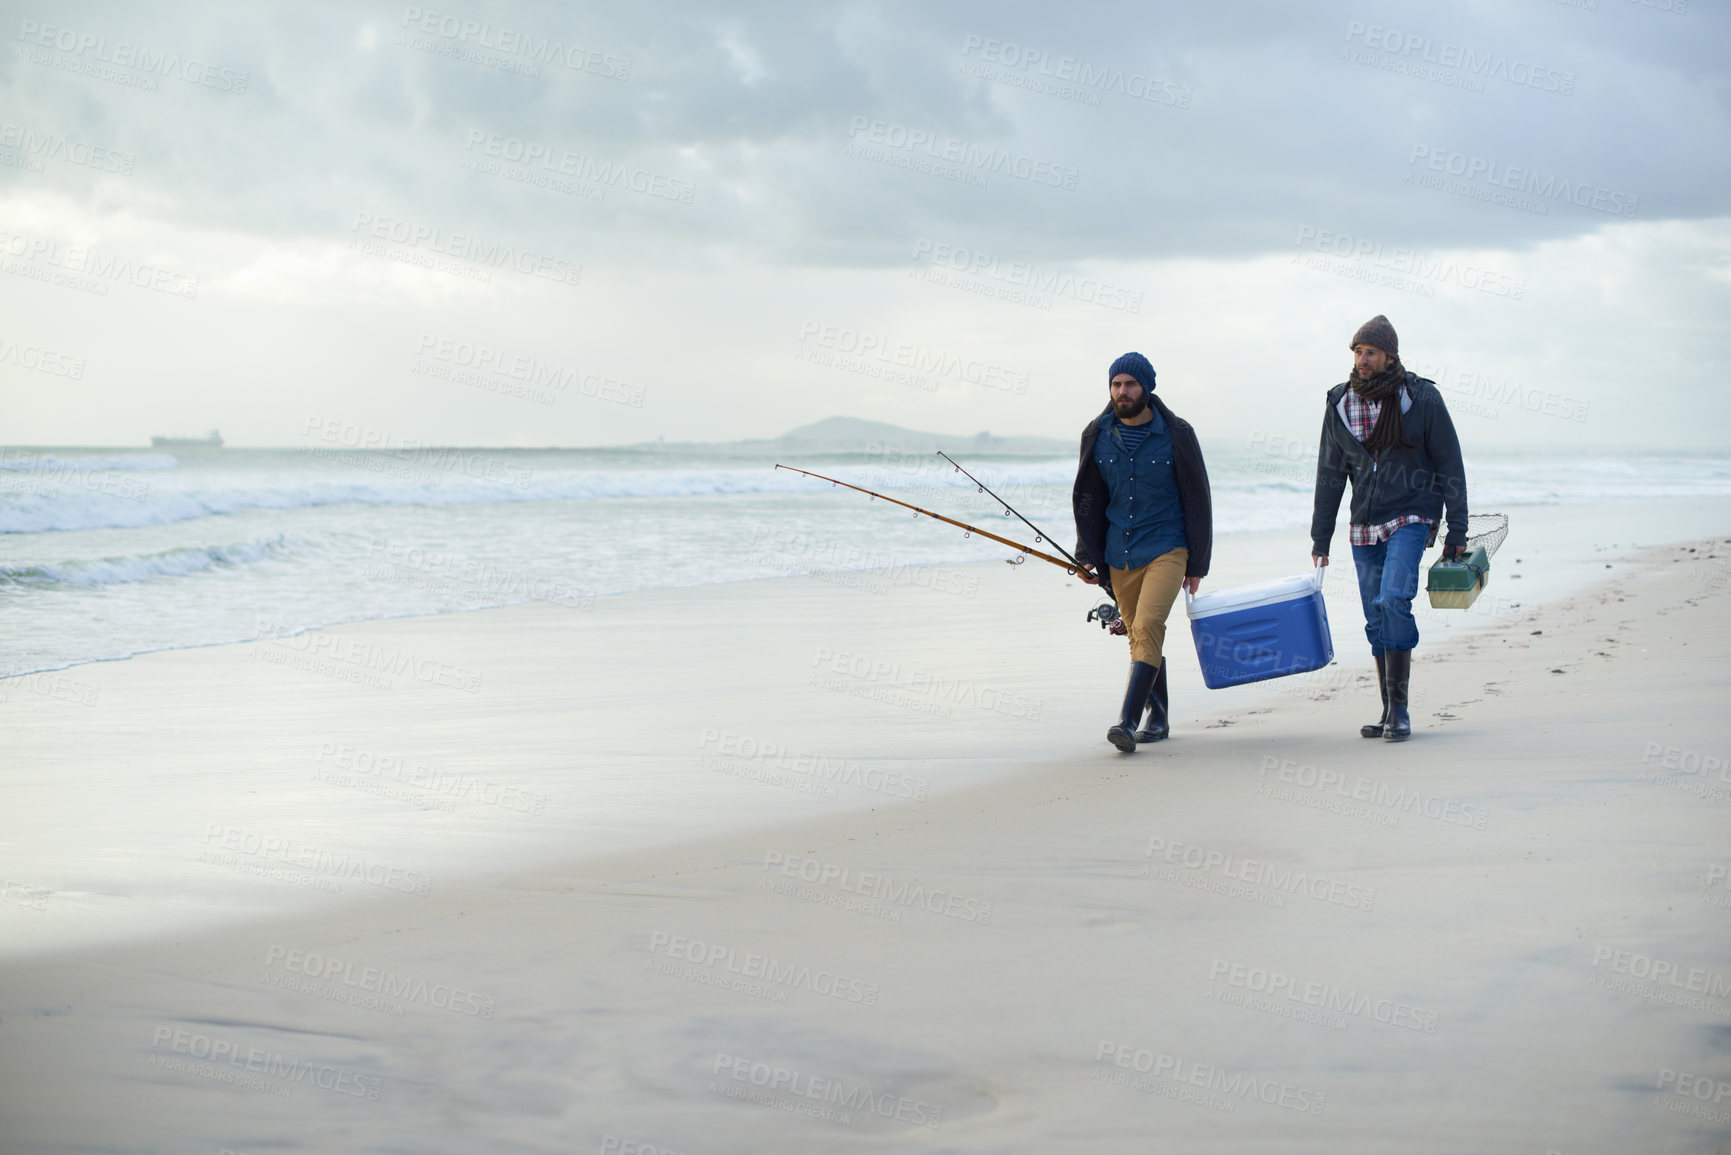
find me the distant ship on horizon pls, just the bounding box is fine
[150,430,224,450]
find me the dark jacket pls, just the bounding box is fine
[1073,395,1212,598]
[1311,372,1468,557]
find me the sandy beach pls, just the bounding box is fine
[6,1,1726,1149]
[3,498,1731,1153]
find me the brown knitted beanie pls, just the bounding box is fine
[1350,314,1399,358]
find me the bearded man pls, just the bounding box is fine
[1311,315,1469,742]
[1073,352,1213,753]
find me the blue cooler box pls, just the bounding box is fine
[1187,568,1334,689]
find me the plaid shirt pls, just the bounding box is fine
[1342,390,1436,547]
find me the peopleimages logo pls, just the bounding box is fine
[1256,756,1489,829]
[264,944,496,1018]
[957,34,1191,108]
[1406,145,1639,218]
[810,646,1044,721]
[0,121,134,173]
[1406,359,1590,425]
[0,334,86,379]
[1590,946,1731,996]
[1656,1067,1731,1105]
[1344,21,1575,94]
[315,741,550,814]
[647,931,880,1006]
[303,415,535,490]
[1640,740,1730,779]
[462,130,695,204]
[15,20,250,92]
[710,1053,945,1128]
[400,7,632,79]
[761,850,993,923]
[1292,226,1525,301]
[1207,958,1440,1033]
[1144,835,1376,911]
[0,227,199,298]
[697,729,930,799]
[1094,1040,1327,1115]
[797,321,1030,395]
[911,239,1142,313]
[846,117,1079,190]
[201,824,434,896]
[415,335,645,407]
[148,1025,382,1099]
[348,211,584,287]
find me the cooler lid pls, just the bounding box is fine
[1186,570,1322,620]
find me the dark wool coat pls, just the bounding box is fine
[1311,372,1468,556]
[1072,396,1213,600]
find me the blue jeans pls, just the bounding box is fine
[1351,522,1427,655]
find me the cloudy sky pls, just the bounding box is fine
[1,0,1727,451]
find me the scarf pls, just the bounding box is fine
[1350,359,1411,454]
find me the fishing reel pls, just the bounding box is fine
[1087,601,1126,635]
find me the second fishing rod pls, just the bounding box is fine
[933,451,1123,630]
[775,455,1125,632]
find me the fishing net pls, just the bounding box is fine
[1467,513,1509,559]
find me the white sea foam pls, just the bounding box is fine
[3,446,1730,682]
[0,452,180,473]
[0,460,1081,534]
[0,537,292,589]
[7,454,1731,536]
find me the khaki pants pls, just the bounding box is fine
[1111,548,1189,666]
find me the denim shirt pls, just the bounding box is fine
[1092,410,1187,570]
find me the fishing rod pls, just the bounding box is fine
[935,451,1084,573]
[774,462,1126,633]
[773,464,1078,573]
[934,451,1121,629]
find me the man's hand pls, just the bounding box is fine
[1077,566,1100,585]
[1312,553,1328,568]
[1183,576,1201,595]
[1441,543,1466,560]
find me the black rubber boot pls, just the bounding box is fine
[1384,650,1412,741]
[1108,660,1159,752]
[1361,653,1390,738]
[1135,660,1169,743]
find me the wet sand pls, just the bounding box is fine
[2,506,1729,1152]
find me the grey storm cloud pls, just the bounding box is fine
[3,0,1727,270]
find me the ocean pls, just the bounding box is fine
[4,440,1730,679]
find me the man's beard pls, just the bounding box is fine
[1350,356,1404,401]
[1353,357,1400,384]
[1114,393,1148,418]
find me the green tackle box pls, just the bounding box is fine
[1426,545,1490,609]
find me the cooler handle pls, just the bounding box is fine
[1188,562,1326,614]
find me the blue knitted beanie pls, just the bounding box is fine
[1108,351,1156,395]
